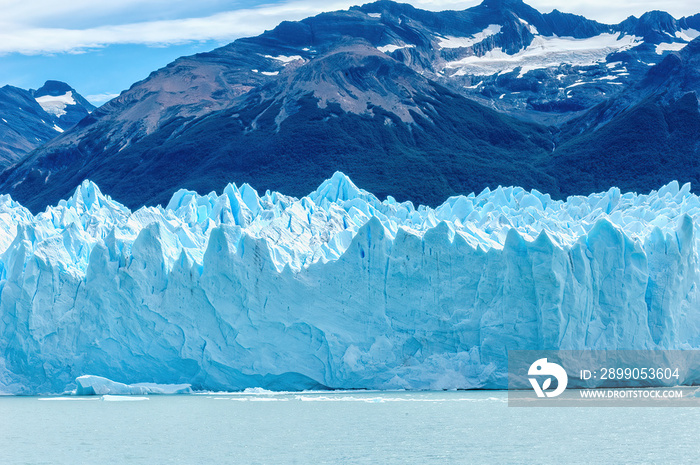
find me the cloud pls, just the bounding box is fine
[85,93,121,105]
[522,0,700,23]
[0,0,698,55]
[0,0,357,55]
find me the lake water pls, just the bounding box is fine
[0,390,697,464]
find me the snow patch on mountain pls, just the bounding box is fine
[518,18,538,35]
[655,42,689,54]
[437,24,502,49]
[378,43,415,53]
[444,33,641,77]
[34,91,75,118]
[263,54,303,64]
[675,28,700,42]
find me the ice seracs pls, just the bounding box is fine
[0,174,699,394]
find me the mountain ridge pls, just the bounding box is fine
[1,0,699,212]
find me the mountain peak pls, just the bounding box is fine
[34,80,74,98]
[482,0,525,6]
[31,80,95,121]
[638,10,678,32]
[639,10,676,23]
[619,9,680,42]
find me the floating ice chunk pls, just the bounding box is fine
[75,376,192,395]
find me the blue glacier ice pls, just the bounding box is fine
[74,375,192,395]
[0,173,699,394]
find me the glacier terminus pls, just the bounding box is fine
[0,172,698,394]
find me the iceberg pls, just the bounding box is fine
[74,375,192,395]
[0,173,698,394]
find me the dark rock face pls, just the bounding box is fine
[1,0,699,211]
[0,86,59,167]
[0,81,94,168]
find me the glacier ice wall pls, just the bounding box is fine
[0,173,699,394]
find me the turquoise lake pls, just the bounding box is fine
[0,390,697,464]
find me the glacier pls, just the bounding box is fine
[0,172,699,394]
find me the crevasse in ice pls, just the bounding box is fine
[0,173,697,394]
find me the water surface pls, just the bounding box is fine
[0,390,696,464]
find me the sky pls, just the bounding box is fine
[1,0,698,105]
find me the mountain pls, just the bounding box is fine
[550,39,700,194]
[0,81,94,168]
[0,50,556,209]
[0,86,62,167]
[0,174,697,393]
[32,80,95,128]
[1,0,699,212]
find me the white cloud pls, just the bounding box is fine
[85,93,121,105]
[0,0,698,55]
[523,0,700,24]
[0,0,357,55]
[414,0,700,23]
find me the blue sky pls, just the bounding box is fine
[1,0,698,105]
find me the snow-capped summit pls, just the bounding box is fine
[32,80,95,127]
